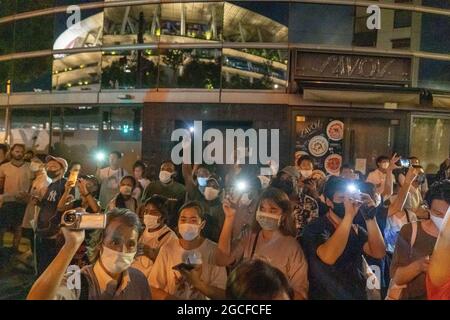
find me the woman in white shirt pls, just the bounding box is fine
[149,201,227,300]
[132,195,177,281]
[215,187,309,300]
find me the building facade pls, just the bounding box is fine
[0,0,450,177]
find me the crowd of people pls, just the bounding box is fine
[0,143,449,300]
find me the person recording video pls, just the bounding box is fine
[27,208,151,300]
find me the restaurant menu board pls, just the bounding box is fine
[295,118,344,176]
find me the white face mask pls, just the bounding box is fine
[299,169,313,178]
[430,214,444,231]
[119,185,132,196]
[159,171,172,184]
[30,162,41,173]
[430,205,450,231]
[100,245,136,274]
[178,223,201,241]
[144,215,160,230]
[204,187,219,201]
[256,210,281,231]
[240,193,252,206]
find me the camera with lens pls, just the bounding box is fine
[61,208,106,230]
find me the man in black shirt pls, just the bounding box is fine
[301,176,386,300]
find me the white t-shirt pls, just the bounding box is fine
[98,167,128,208]
[0,162,32,202]
[232,230,309,299]
[149,237,227,300]
[132,225,177,281]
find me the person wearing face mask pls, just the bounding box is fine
[426,180,450,300]
[27,208,151,300]
[142,161,185,229]
[182,162,212,200]
[389,181,450,300]
[296,155,314,180]
[108,176,138,212]
[366,155,396,196]
[20,158,51,257]
[215,187,309,300]
[149,201,227,300]
[35,155,71,275]
[132,195,177,282]
[182,163,225,241]
[300,176,386,300]
[0,144,32,252]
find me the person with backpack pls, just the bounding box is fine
[388,180,449,299]
[27,208,151,300]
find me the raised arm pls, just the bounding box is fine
[57,180,75,212]
[78,179,101,213]
[214,199,237,266]
[382,153,400,199]
[388,166,418,217]
[27,228,85,300]
[182,163,197,198]
[317,198,360,265]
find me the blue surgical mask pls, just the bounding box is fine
[197,177,208,187]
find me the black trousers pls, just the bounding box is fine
[35,236,59,275]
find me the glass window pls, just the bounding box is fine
[222,48,288,90]
[289,3,354,46]
[13,56,52,92]
[159,48,221,89]
[16,0,54,13]
[394,10,412,28]
[54,8,103,51]
[160,2,223,43]
[420,13,450,55]
[52,51,101,91]
[10,107,51,154]
[419,59,450,91]
[103,4,160,46]
[0,22,15,55]
[391,38,411,49]
[101,49,158,90]
[421,0,450,10]
[410,116,450,174]
[100,106,142,173]
[15,15,54,52]
[223,2,288,43]
[51,106,100,174]
[0,0,16,18]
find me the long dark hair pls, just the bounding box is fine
[115,175,137,210]
[252,187,296,237]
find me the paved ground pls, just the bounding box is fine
[0,233,36,300]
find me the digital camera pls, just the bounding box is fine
[61,208,106,230]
